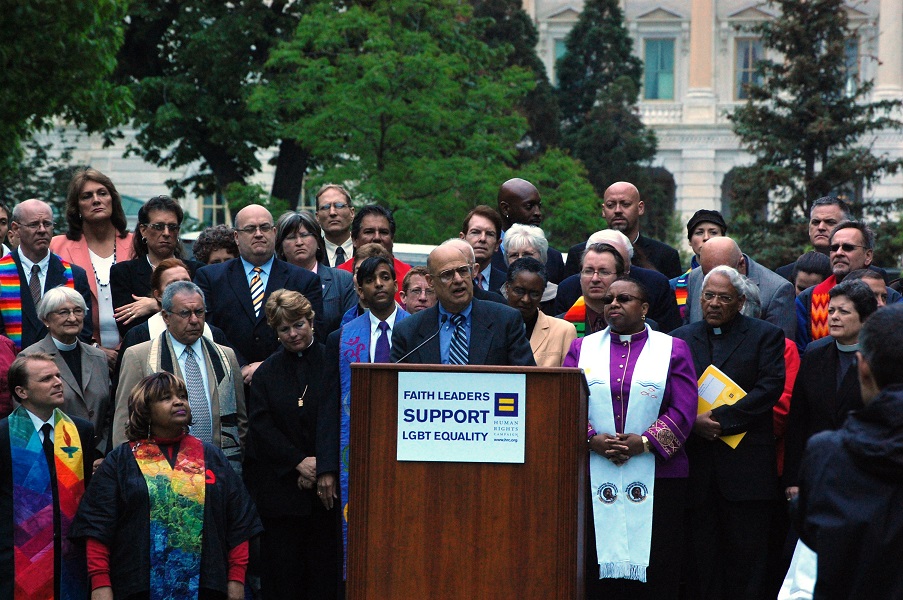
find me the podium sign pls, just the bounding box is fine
[397,371,527,463]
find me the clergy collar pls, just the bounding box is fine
[707,317,737,337]
[835,340,860,353]
[613,327,648,344]
[51,336,79,351]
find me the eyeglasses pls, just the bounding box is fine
[829,242,867,253]
[17,220,55,231]
[170,308,205,320]
[316,202,350,212]
[581,268,617,279]
[508,286,543,301]
[147,222,181,233]
[52,308,85,318]
[702,291,736,303]
[435,265,472,284]
[406,287,435,297]
[235,223,274,235]
[601,293,641,305]
[285,231,316,241]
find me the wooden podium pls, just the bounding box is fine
[347,364,588,599]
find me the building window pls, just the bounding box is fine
[202,193,230,226]
[844,37,859,96]
[644,38,675,100]
[553,38,568,86]
[735,38,764,100]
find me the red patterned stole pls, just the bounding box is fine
[809,274,837,343]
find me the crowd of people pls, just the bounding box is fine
[0,168,901,600]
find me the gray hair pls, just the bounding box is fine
[503,223,548,264]
[702,265,749,299]
[36,286,86,321]
[586,229,634,260]
[740,278,762,318]
[161,280,205,312]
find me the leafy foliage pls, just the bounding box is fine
[0,134,81,217]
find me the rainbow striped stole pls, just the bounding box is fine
[563,296,588,337]
[10,406,86,600]
[132,435,205,600]
[673,269,691,321]
[809,274,837,343]
[0,253,76,349]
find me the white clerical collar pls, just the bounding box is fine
[835,341,860,353]
[51,337,78,351]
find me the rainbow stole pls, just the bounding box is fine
[132,436,206,600]
[10,406,86,600]
[673,269,691,321]
[0,253,75,349]
[563,296,588,338]
[809,274,837,343]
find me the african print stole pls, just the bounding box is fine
[132,436,206,600]
[0,253,75,349]
[579,327,671,582]
[810,274,837,343]
[563,296,588,337]
[10,406,86,599]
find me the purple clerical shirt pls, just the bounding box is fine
[564,328,698,478]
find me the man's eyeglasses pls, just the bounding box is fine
[316,202,350,212]
[406,287,435,297]
[702,291,736,303]
[17,220,55,231]
[602,293,641,305]
[170,308,205,320]
[581,268,617,279]
[508,287,543,301]
[829,242,866,253]
[52,308,85,318]
[435,265,472,284]
[147,222,181,233]
[236,223,274,235]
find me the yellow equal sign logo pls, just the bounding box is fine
[494,393,518,417]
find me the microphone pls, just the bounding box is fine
[394,315,448,364]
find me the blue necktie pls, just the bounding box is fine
[374,321,390,363]
[448,313,468,365]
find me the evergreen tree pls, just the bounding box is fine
[730,0,902,222]
[554,0,664,238]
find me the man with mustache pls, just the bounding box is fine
[0,199,93,351]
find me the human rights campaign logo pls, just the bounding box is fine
[494,392,519,417]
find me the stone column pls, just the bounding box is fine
[874,0,903,99]
[684,0,716,123]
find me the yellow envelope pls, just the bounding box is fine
[697,364,747,449]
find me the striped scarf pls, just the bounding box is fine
[10,406,86,599]
[563,296,588,337]
[132,435,206,600]
[0,253,75,349]
[809,274,837,343]
[673,268,691,322]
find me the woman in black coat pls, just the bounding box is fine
[247,289,340,599]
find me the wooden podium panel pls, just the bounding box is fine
[347,364,588,599]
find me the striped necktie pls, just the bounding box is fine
[183,346,213,443]
[29,264,42,306]
[448,313,468,365]
[250,267,264,317]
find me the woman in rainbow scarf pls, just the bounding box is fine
[71,372,262,600]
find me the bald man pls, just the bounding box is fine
[491,178,566,284]
[684,236,796,338]
[194,204,325,383]
[392,245,534,366]
[563,182,682,280]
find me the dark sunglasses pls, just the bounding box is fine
[601,293,641,305]
[829,242,866,253]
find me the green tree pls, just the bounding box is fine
[115,0,310,210]
[253,0,597,245]
[730,0,902,222]
[0,1,130,171]
[554,0,666,238]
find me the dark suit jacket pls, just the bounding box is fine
[492,246,565,285]
[110,256,205,337]
[671,315,785,501]
[563,234,682,281]
[0,251,93,348]
[246,344,333,518]
[194,257,324,365]
[390,298,535,366]
[783,336,862,488]
[0,414,94,599]
[486,266,507,295]
[777,260,888,283]
[553,267,682,333]
[318,266,357,336]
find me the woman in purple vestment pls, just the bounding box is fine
[564,278,697,600]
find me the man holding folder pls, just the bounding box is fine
[671,265,785,600]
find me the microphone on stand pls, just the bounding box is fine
[394,315,448,364]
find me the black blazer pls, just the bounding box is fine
[553,267,682,332]
[563,235,682,281]
[0,251,93,348]
[246,344,334,518]
[491,246,566,285]
[194,257,324,365]
[390,298,535,366]
[783,336,862,487]
[671,315,785,502]
[0,414,94,598]
[486,266,507,295]
[110,256,205,337]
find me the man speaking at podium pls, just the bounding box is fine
[391,243,535,367]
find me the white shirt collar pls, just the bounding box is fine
[18,250,51,276]
[168,332,204,360]
[25,408,54,437]
[368,306,399,331]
